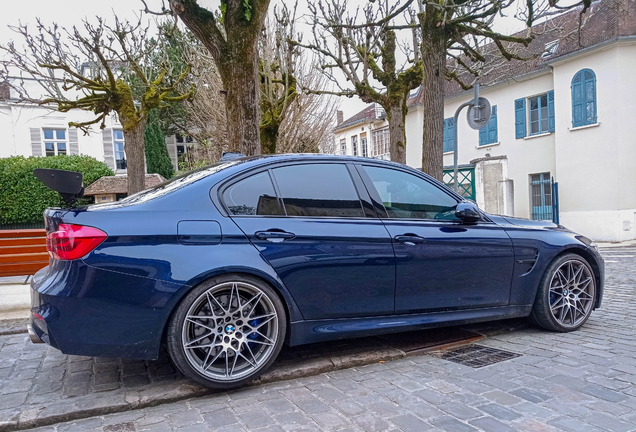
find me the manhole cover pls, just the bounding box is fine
[431,344,521,368]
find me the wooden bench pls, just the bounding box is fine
[0,229,49,277]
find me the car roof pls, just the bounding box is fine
[230,153,424,173]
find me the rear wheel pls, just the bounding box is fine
[166,274,286,389]
[530,253,596,332]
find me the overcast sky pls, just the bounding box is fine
[1,0,546,119]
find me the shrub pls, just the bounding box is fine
[145,109,175,179]
[0,155,114,224]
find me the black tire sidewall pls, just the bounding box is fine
[166,273,287,389]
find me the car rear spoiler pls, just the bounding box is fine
[33,169,85,206]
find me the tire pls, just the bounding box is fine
[166,274,287,389]
[530,253,596,332]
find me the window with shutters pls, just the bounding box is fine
[571,69,596,127]
[515,91,554,139]
[529,94,549,135]
[113,130,127,170]
[443,118,455,153]
[351,135,358,156]
[43,129,67,156]
[371,128,389,158]
[479,106,498,146]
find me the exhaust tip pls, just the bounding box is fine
[27,324,44,344]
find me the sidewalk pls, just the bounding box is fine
[0,283,30,322]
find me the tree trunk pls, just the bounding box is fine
[419,21,447,182]
[123,118,148,195]
[169,0,269,158]
[218,49,262,156]
[386,104,407,165]
[260,127,278,154]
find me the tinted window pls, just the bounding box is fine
[272,164,364,217]
[223,171,282,216]
[364,166,459,220]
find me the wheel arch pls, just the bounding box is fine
[160,267,301,349]
[552,247,603,309]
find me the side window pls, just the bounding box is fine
[272,164,365,218]
[222,171,282,216]
[364,166,459,220]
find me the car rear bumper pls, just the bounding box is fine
[30,260,186,360]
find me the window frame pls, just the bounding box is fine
[42,128,68,157]
[339,138,346,155]
[371,127,389,158]
[571,68,597,128]
[528,93,549,136]
[113,129,127,170]
[351,135,358,156]
[355,163,486,223]
[215,161,376,220]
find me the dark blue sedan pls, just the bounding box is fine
[29,154,604,388]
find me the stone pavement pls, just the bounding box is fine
[2,245,636,431]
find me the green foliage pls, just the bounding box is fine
[243,0,252,21]
[145,109,175,180]
[0,155,114,224]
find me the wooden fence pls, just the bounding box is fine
[0,229,49,278]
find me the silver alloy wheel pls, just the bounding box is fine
[182,281,278,381]
[548,259,595,328]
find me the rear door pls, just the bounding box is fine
[221,162,396,320]
[358,164,515,313]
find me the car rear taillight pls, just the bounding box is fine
[46,224,107,260]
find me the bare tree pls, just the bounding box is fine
[276,54,339,154]
[299,0,422,164]
[158,0,272,157]
[258,6,299,154]
[413,0,592,180]
[1,17,192,194]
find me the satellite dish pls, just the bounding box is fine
[466,97,491,130]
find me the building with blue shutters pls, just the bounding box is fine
[335,0,636,242]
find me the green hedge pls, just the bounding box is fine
[0,155,114,225]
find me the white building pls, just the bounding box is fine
[335,0,636,242]
[0,82,184,174]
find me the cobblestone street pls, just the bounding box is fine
[2,245,636,432]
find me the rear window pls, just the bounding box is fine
[272,164,364,218]
[222,171,282,216]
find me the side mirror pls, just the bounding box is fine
[455,201,481,222]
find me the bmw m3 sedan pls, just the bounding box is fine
[29,154,604,388]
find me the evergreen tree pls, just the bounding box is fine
[144,109,175,179]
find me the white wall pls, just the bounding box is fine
[552,43,636,241]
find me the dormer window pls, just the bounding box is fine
[542,40,559,58]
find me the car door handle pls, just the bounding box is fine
[255,230,296,242]
[394,234,426,245]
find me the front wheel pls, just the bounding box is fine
[530,253,596,332]
[166,274,286,389]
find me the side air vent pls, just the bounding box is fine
[518,249,539,276]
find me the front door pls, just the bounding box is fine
[359,164,515,313]
[222,162,395,320]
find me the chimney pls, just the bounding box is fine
[0,82,9,100]
[337,110,344,125]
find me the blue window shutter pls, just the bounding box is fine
[571,71,584,127]
[489,106,498,143]
[515,98,526,139]
[547,91,555,132]
[478,123,488,145]
[443,118,454,152]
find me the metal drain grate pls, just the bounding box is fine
[432,344,521,368]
